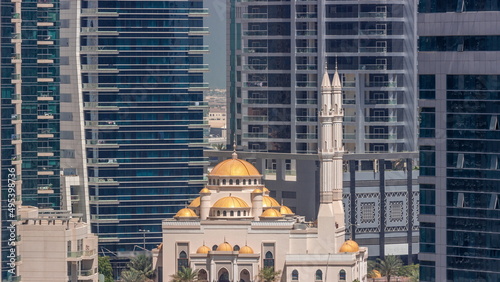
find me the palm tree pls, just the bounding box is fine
[121,269,148,282]
[170,267,199,282]
[257,267,281,282]
[127,254,155,280]
[375,255,403,282]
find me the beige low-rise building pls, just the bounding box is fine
[17,206,98,282]
[155,68,368,282]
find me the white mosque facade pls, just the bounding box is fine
[154,68,368,282]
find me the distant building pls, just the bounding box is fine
[17,206,98,282]
[418,2,500,281]
[154,68,368,282]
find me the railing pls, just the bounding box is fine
[367,81,397,87]
[79,269,95,276]
[91,215,118,220]
[12,13,20,19]
[359,47,387,53]
[85,121,117,126]
[11,33,20,39]
[365,134,397,139]
[38,128,54,134]
[11,74,21,80]
[296,47,317,53]
[243,133,268,138]
[359,29,387,35]
[344,116,356,122]
[296,133,317,139]
[12,53,21,59]
[38,91,53,97]
[242,13,267,19]
[242,116,268,122]
[360,64,387,70]
[37,185,53,191]
[244,64,268,70]
[365,116,398,122]
[89,177,117,183]
[11,154,21,161]
[296,117,318,122]
[365,99,397,105]
[38,147,53,153]
[11,134,21,140]
[67,251,83,258]
[296,12,317,18]
[243,98,267,104]
[88,158,118,164]
[297,99,317,105]
[296,30,317,36]
[11,114,21,120]
[296,82,317,87]
[244,82,267,87]
[86,140,117,146]
[243,47,268,53]
[243,30,267,36]
[344,134,356,140]
[359,12,387,18]
[296,64,317,70]
[344,99,356,104]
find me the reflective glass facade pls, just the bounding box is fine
[1,0,61,279]
[418,2,500,280]
[80,0,208,253]
[228,0,417,155]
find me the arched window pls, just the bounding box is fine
[229,179,233,185]
[233,245,240,251]
[339,269,346,281]
[217,211,221,216]
[217,179,220,185]
[243,179,246,185]
[218,268,230,282]
[244,211,247,216]
[198,269,208,281]
[230,211,234,216]
[238,211,241,216]
[222,179,226,185]
[212,245,218,251]
[240,269,250,282]
[264,251,274,268]
[223,211,227,216]
[292,270,299,280]
[177,251,188,270]
[254,179,257,184]
[315,269,323,281]
[236,179,240,185]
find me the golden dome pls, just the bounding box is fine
[209,158,260,176]
[280,205,294,215]
[263,187,270,193]
[196,245,210,254]
[260,208,283,218]
[239,245,254,254]
[188,197,201,208]
[174,208,197,218]
[216,242,233,252]
[252,188,263,194]
[372,270,382,278]
[339,240,359,253]
[263,196,280,208]
[213,196,249,208]
[200,187,211,194]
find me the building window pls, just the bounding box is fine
[238,211,241,216]
[198,269,208,281]
[223,211,227,216]
[264,251,274,268]
[339,269,346,281]
[229,179,233,185]
[233,245,240,251]
[217,211,221,216]
[315,269,323,281]
[178,251,188,270]
[230,211,234,216]
[212,245,218,251]
[292,270,299,280]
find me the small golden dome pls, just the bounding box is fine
[174,208,197,218]
[280,205,294,215]
[188,197,201,208]
[372,270,382,278]
[196,245,210,254]
[263,187,270,193]
[261,208,283,218]
[209,158,260,176]
[213,196,249,208]
[216,242,233,252]
[263,196,280,208]
[239,245,254,254]
[252,188,263,194]
[200,187,211,194]
[339,240,359,253]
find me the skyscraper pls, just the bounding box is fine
[1,2,209,277]
[418,1,500,281]
[226,0,419,260]
[79,0,209,253]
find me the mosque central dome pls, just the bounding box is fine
[213,196,249,208]
[209,158,260,176]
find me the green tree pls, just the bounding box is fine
[374,255,403,282]
[127,254,155,280]
[121,269,147,282]
[399,264,419,282]
[170,267,199,282]
[98,256,114,282]
[257,267,281,282]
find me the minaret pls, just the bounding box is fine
[317,63,346,253]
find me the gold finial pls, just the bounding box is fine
[335,56,338,71]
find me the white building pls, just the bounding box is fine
[155,68,368,282]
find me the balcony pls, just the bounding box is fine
[83,102,119,111]
[366,81,398,88]
[359,12,387,18]
[37,35,54,45]
[37,112,54,119]
[359,47,387,53]
[80,27,119,35]
[296,81,317,88]
[81,64,118,73]
[242,13,267,19]
[11,134,22,144]
[11,114,21,124]
[188,27,209,35]
[82,83,119,91]
[11,53,21,63]
[37,0,54,8]
[360,64,387,70]
[80,46,119,54]
[188,45,209,54]
[81,8,118,17]
[365,133,397,140]
[296,30,317,36]
[243,30,268,36]
[244,64,268,71]
[296,47,317,53]
[67,251,83,261]
[296,12,317,18]
[243,98,267,105]
[88,178,119,186]
[37,147,54,157]
[11,33,21,43]
[365,99,397,105]
[11,74,21,83]
[296,133,317,139]
[37,185,54,194]
[87,158,119,167]
[79,269,98,280]
[188,8,209,17]
[344,116,356,122]
[71,195,80,202]
[296,99,317,105]
[359,29,387,36]
[243,47,268,53]
[242,116,268,122]
[364,116,397,122]
[86,140,119,148]
[296,64,317,70]
[38,128,54,138]
[244,81,267,87]
[243,133,268,139]
[11,93,22,104]
[11,154,21,165]
[91,215,119,223]
[85,121,118,129]
[296,116,318,122]
[188,64,209,73]
[90,196,119,205]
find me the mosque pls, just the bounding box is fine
[153,67,368,282]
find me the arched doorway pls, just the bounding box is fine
[198,269,208,282]
[218,268,230,282]
[240,269,251,282]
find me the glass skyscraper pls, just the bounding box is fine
[418,1,500,281]
[1,1,208,276]
[79,0,208,253]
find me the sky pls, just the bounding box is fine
[204,0,227,89]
